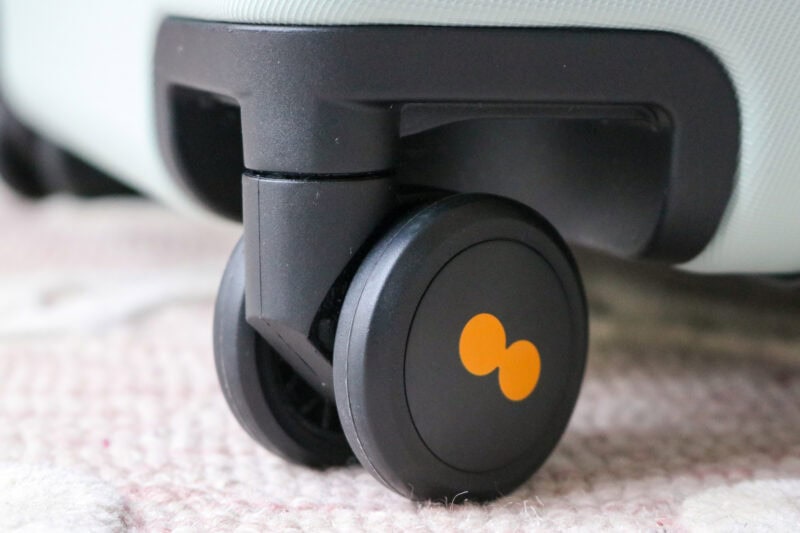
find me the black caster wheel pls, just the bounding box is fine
[1,100,136,200]
[334,194,588,501]
[0,104,46,198]
[34,142,138,198]
[214,239,352,467]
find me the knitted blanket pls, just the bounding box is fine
[1,187,799,532]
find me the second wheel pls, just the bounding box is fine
[214,239,352,467]
[334,194,588,501]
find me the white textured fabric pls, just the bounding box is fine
[681,480,800,532]
[1,1,799,272]
[2,187,800,530]
[0,463,126,532]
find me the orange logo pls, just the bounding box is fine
[458,313,541,401]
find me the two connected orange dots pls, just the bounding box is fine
[458,313,542,402]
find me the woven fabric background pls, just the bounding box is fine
[1,186,799,532]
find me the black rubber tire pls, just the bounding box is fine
[334,194,588,502]
[214,238,352,467]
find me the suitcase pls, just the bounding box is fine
[2,1,798,502]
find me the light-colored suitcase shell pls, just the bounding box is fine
[2,1,799,273]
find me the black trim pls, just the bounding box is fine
[156,21,740,262]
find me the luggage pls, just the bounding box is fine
[2,1,798,501]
